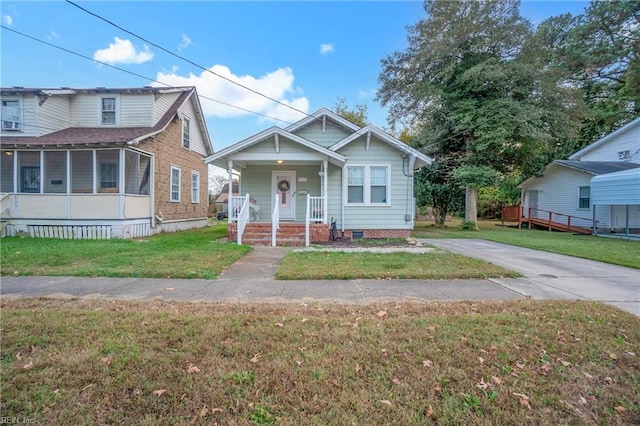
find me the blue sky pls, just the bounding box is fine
[1,1,589,152]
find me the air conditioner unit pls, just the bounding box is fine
[2,121,20,131]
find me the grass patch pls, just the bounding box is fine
[0,222,250,279]
[1,298,639,424]
[276,251,519,280]
[413,219,640,269]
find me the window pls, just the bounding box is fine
[347,167,364,203]
[346,165,390,205]
[125,150,151,195]
[182,117,190,149]
[18,151,40,193]
[618,150,631,160]
[96,149,119,192]
[101,97,117,125]
[170,166,181,202]
[578,186,590,209]
[191,171,200,203]
[1,99,21,131]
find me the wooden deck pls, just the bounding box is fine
[501,206,596,235]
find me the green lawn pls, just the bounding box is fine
[413,219,640,269]
[2,298,638,425]
[0,222,250,279]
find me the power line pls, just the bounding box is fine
[65,0,311,120]
[0,25,294,125]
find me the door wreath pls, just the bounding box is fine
[278,179,290,192]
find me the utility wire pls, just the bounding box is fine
[65,0,311,120]
[0,25,293,125]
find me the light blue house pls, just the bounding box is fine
[205,108,432,246]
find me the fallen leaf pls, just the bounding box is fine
[23,360,33,370]
[579,396,587,405]
[377,310,387,318]
[475,379,489,390]
[392,377,401,384]
[164,287,175,292]
[423,359,433,368]
[491,375,502,385]
[199,406,208,418]
[513,392,531,410]
[624,351,636,357]
[540,364,552,376]
[250,353,261,363]
[379,400,393,406]
[427,325,436,331]
[614,406,627,413]
[153,389,167,397]
[15,353,23,360]
[604,376,613,384]
[608,353,618,360]
[478,356,484,365]
[301,318,308,323]
[516,362,526,369]
[425,405,434,418]
[355,364,361,373]
[583,372,594,380]
[560,359,571,367]
[296,360,303,367]
[101,356,112,366]
[275,323,284,328]
[187,363,200,374]
[211,408,224,414]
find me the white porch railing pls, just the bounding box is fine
[271,193,280,247]
[229,194,246,222]
[305,195,325,247]
[234,194,250,244]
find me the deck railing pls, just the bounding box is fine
[305,195,325,247]
[234,194,250,244]
[525,207,597,233]
[271,193,280,247]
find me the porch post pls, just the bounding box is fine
[227,159,233,224]
[323,160,328,224]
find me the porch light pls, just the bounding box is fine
[4,151,13,156]
[276,160,284,164]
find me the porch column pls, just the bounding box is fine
[228,159,233,224]
[323,160,328,224]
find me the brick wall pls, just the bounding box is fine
[138,117,209,222]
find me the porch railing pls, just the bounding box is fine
[229,195,247,222]
[305,195,325,247]
[235,194,250,244]
[271,193,280,247]
[524,207,597,234]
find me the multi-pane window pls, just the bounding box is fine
[101,97,116,125]
[1,99,21,131]
[578,186,590,209]
[96,149,119,191]
[346,165,389,205]
[191,171,200,203]
[182,117,190,149]
[170,166,181,202]
[347,167,364,203]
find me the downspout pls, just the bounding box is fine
[323,160,328,224]
[227,159,233,224]
[149,153,155,229]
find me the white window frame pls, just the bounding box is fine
[170,165,181,202]
[344,164,391,206]
[577,186,590,210]
[618,150,631,160]
[191,170,200,203]
[1,98,22,131]
[182,116,191,149]
[99,95,119,126]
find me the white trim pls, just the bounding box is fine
[191,170,200,204]
[98,94,120,126]
[284,107,361,133]
[1,98,22,132]
[577,185,590,210]
[343,164,391,206]
[170,165,181,202]
[181,116,191,149]
[272,170,296,220]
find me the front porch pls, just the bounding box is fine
[228,222,330,246]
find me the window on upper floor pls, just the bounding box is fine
[182,117,190,149]
[618,150,631,160]
[170,166,181,202]
[101,97,117,125]
[345,165,390,205]
[578,186,590,209]
[1,99,21,131]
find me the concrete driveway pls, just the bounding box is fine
[425,239,640,315]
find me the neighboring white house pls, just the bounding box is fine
[518,116,640,237]
[0,86,214,239]
[205,108,432,246]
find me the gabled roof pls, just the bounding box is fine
[285,107,361,134]
[568,116,640,160]
[204,126,347,167]
[0,87,213,155]
[329,124,432,169]
[554,160,640,175]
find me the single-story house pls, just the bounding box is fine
[205,108,432,246]
[0,86,213,238]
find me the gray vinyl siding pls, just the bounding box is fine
[577,124,640,162]
[242,137,313,155]
[336,137,413,230]
[69,94,96,126]
[520,166,607,228]
[37,96,70,135]
[294,121,352,148]
[177,99,207,156]
[154,92,181,124]
[119,94,153,127]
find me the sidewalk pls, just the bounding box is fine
[1,241,638,315]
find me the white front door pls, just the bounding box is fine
[273,171,296,220]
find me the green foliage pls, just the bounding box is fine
[334,97,368,127]
[415,157,464,225]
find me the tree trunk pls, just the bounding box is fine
[465,186,479,230]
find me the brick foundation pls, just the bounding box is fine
[341,229,411,239]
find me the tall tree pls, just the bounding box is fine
[377,0,580,229]
[334,98,368,127]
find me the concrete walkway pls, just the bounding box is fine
[1,240,638,315]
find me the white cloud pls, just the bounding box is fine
[155,65,309,123]
[93,37,153,65]
[178,34,192,52]
[2,15,13,26]
[320,43,334,55]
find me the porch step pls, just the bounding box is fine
[234,222,329,246]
